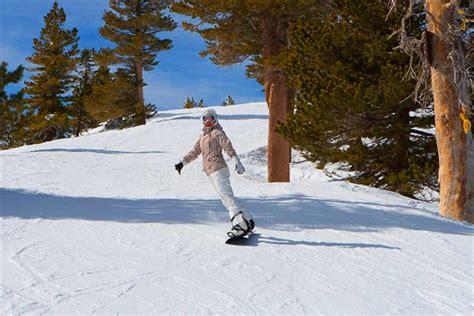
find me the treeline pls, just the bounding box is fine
[2,0,472,202]
[1,1,238,147]
[1,0,176,147]
[183,95,235,108]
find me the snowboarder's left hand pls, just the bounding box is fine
[234,158,245,174]
[175,162,183,174]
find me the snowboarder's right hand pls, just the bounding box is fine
[175,162,183,175]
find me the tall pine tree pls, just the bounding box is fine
[171,0,329,182]
[0,62,27,149]
[99,0,176,125]
[278,0,438,198]
[25,1,79,142]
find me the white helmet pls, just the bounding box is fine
[201,108,218,127]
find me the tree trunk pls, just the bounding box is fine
[135,61,146,125]
[426,0,473,222]
[262,17,290,182]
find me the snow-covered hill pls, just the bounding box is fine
[1,102,473,315]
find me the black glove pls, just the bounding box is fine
[234,159,245,174]
[175,162,183,174]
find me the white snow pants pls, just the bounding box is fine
[208,167,252,224]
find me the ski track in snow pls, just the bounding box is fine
[1,103,473,315]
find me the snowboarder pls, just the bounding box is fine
[175,108,255,238]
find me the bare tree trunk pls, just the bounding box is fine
[135,61,146,126]
[263,17,290,182]
[426,0,473,222]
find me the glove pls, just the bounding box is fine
[233,157,245,174]
[175,162,184,174]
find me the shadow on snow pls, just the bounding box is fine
[26,149,166,155]
[1,188,472,237]
[229,234,401,249]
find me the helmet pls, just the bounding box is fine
[201,108,218,127]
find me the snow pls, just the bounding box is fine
[1,102,473,315]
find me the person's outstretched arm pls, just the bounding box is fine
[175,137,202,174]
[183,138,202,164]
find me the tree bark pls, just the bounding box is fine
[426,0,473,222]
[262,16,290,182]
[135,61,146,125]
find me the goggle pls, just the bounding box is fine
[202,115,216,122]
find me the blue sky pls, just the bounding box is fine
[0,0,264,110]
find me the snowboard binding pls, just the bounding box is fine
[227,212,255,240]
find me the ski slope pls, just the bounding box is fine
[1,102,473,315]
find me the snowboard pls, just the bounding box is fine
[225,231,254,245]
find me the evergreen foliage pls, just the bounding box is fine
[84,66,136,125]
[197,99,205,108]
[99,0,176,125]
[183,97,197,109]
[24,1,79,143]
[278,0,438,198]
[70,49,96,136]
[222,95,235,106]
[171,0,326,82]
[183,97,205,109]
[0,62,27,149]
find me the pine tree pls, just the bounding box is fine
[172,0,329,182]
[278,0,438,198]
[84,66,136,126]
[197,99,205,108]
[222,95,235,106]
[70,49,96,136]
[99,0,176,126]
[24,1,79,142]
[0,62,27,149]
[183,97,196,109]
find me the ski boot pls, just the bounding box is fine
[227,212,255,238]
